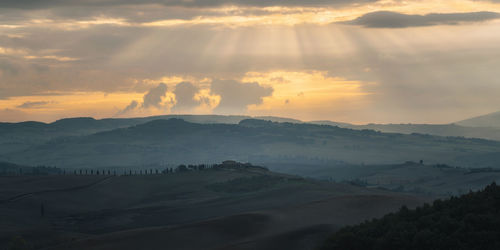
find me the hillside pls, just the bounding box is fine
[0,166,426,250]
[3,119,500,169]
[310,121,500,141]
[0,115,299,154]
[456,111,500,128]
[320,183,500,250]
[2,114,500,161]
[269,161,500,196]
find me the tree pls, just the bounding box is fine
[320,183,500,250]
[176,165,188,172]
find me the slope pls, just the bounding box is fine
[456,110,500,128]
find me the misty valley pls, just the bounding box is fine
[1,115,500,249]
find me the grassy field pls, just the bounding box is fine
[0,168,428,250]
[269,162,500,196]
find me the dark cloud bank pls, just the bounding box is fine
[346,11,500,28]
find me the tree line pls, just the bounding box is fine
[320,182,500,250]
[1,161,266,177]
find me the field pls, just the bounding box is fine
[0,168,428,250]
[270,162,500,196]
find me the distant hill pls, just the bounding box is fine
[309,121,500,141]
[320,183,500,250]
[3,118,500,169]
[2,114,500,159]
[456,111,500,128]
[0,115,298,138]
[0,115,301,154]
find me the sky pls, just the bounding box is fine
[0,0,500,124]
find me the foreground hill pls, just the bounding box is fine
[0,166,426,250]
[320,183,500,250]
[3,119,500,169]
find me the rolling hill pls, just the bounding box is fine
[269,161,500,196]
[0,115,300,154]
[2,119,500,170]
[0,166,427,250]
[456,110,500,128]
[310,121,500,141]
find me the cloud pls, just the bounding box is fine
[115,83,169,116]
[210,79,273,113]
[171,81,200,112]
[2,2,500,123]
[142,82,168,108]
[344,11,500,28]
[0,0,379,9]
[116,100,138,116]
[117,80,272,115]
[16,101,52,109]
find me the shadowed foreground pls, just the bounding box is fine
[1,167,428,250]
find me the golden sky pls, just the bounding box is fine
[1,0,500,123]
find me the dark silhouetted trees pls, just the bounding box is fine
[176,165,188,172]
[320,183,500,250]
